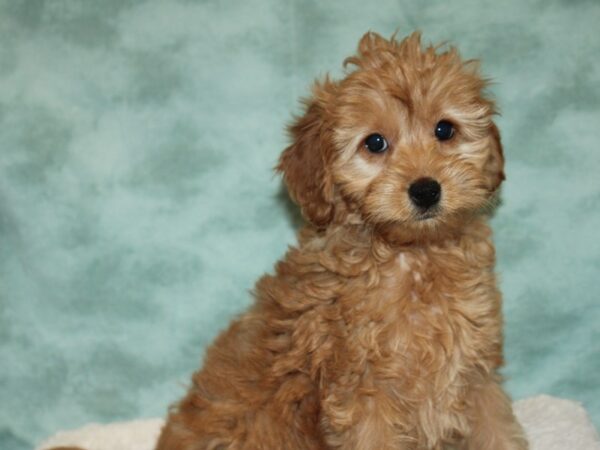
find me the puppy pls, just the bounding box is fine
[156,31,528,450]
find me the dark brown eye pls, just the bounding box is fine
[435,120,455,141]
[364,133,388,153]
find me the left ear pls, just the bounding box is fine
[484,122,505,191]
[276,80,338,228]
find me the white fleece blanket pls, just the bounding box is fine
[37,395,599,450]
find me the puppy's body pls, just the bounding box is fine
[156,32,527,450]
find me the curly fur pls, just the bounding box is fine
[154,31,528,450]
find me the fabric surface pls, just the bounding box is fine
[36,395,600,450]
[514,396,600,450]
[35,396,600,450]
[1,1,599,448]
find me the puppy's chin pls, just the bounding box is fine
[372,207,477,245]
[405,210,449,236]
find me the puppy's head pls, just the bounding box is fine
[278,32,504,242]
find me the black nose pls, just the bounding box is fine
[408,178,441,209]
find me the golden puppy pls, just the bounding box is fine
[156,31,528,450]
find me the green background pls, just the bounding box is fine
[1,0,599,448]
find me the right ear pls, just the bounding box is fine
[277,79,337,228]
[484,122,505,192]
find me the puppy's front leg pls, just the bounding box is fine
[321,389,410,450]
[461,378,528,450]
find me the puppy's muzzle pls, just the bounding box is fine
[408,178,441,210]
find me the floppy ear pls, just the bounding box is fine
[485,122,506,191]
[277,80,337,228]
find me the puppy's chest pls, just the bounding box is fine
[346,248,498,381]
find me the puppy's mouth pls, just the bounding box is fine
[414,208,440,221]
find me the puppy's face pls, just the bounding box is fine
[279,32,504,241]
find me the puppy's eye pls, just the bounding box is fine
[435,120,455,141]
[364,133,388,153]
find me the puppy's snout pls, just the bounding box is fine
[408,178,441,209]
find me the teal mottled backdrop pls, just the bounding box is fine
[1,0,599,448]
